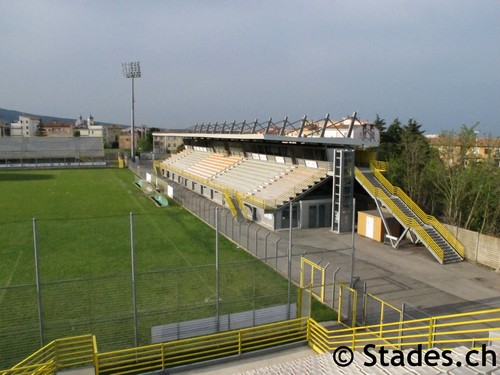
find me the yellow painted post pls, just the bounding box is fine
[352,327,357,351]
[428,318,435,349]
[161,344,165,371]
[238,331,242,355]
[380,302,385,337]
[352,289,357,328]
[306,318,311,343]
[321,267,325,302]
[338,285,343,324]
[92,336,99,375]
[297,288,303,318]
[300,258,304,288]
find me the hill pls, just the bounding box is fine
[0,107,77,124]
[0,107,124,127]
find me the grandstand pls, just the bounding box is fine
[156,115,378,233]
[155,113,464,263]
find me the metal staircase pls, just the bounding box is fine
[355,163,464,264]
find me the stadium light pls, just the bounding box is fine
[122,62,141,159]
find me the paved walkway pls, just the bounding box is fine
[279,227,500,314]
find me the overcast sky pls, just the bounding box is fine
[1,1,499,135]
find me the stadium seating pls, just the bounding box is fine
[163,151,328,207]
[212,158,293,193]
[186,153,243,179]
[253,166,328,204]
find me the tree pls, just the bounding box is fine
[377,118,403,161]
[34,120,45,136]
[376,118,439,212]
[433,124,500,235]
[137,127,160,152]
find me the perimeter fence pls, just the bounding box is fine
[0,212,296,368]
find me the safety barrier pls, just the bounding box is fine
[163,163,326,210]
[355,168,448,262]
[96,318,307,375]
[234,191,252,220]
[223,189,238,218]
[308,307,500,354]
[3,308,500,374]
[4,335,96,374]
[299,258,326,302]
[369,161,465,258]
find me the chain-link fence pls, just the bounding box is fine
[0,213,295,368]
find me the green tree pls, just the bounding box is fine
[434,124,500,235]
[376,118,439,213]
[34,120,45,136]
[377,118,403,161]
[137,127,160,152]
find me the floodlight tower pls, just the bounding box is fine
[122,62,141,159]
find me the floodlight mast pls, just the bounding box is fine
[122,62,141,159]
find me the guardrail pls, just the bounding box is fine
[308,307,500,353]
[368,162,464,258]
[4,335,95,374]
[96,318,307,375]
[355,168,446,262]
[3,308,499,374]
[164,164,327,210]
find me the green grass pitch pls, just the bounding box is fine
[0,168,294,367]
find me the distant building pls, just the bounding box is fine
[103,125,123,148]
[77,115,103,138]
[119,128,142,150]
[10,115,41,137]
[0,120,9,137]
[428,136,500,167]
[152,132,184,154]
[42,121,73,137]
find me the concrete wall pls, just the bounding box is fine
[445,224,500,271]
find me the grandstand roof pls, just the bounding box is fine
[156,114,379,147]
[155,132,378,148]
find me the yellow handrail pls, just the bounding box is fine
[223,190,238,218]
[7,335,95,374]
[96,318,307,375]
[164,163,327,211]
[355,168,446,261]
[362,163,464,259]
[307,307,500,353]
[3,308,500,373]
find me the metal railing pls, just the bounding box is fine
[3,308,499,374]
[355,168,447,262]
[96,318,307,375]
[164,163,327,210]
[3,335,96,374]
[308,307,500,353]
[368,162,465,258]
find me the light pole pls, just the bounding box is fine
[122,61,141,159]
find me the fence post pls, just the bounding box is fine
[399,302,405,350]
[215,208,220,332]
[92,336,100,375]
[288,202,293,320]
[255,227,261,257]
[428,318,435,349]
[362,282,367,326]
[246,223,250,250]
[264,232,270,262]
[33,218,45,347]
[275,239,280,270]
[379,301,385,338]
[130,212,139,348]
